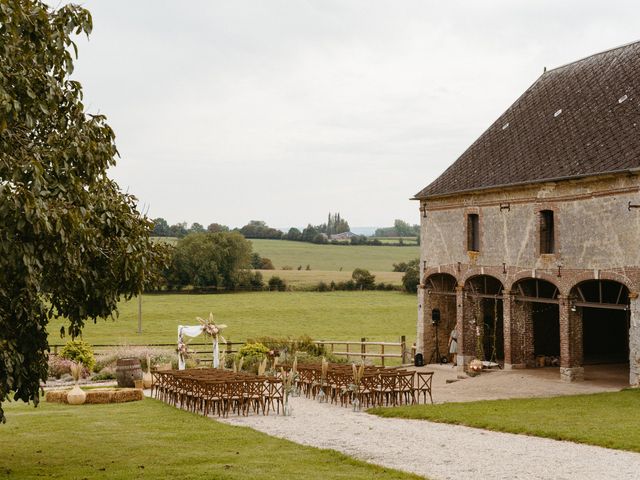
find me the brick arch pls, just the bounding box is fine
[422,266,459,285]
[568,270,635,294]
[423,272,458,293]
[508,271,565,296]
[461,269,505,288]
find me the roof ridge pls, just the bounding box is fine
[545,39,640,74]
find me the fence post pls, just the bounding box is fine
[346,343,349,361]
[361,337,366,363]
[401,335,407,364]
[381,343,385,367]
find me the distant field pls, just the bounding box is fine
[250,239,419,271]
[257,269,404,288]
[48,291,416,346]
[371,237,419,245]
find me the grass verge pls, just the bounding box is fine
[48,291,415,345]
[368,389,640,452]
[0,398,421,480]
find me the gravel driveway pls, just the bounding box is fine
[219,395,640,480]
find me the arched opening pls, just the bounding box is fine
[464,275,504,364]
[570,280,630,365]
[513,278,560,367]
[423,274,457,364]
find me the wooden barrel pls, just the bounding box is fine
[116,358,142,388]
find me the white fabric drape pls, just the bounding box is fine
[177,325,220,370]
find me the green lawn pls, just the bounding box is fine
[250,239,418,271]
[0,399,420,480]
[48,291,416,346]
[369,389,640,453]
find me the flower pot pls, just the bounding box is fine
[67,385,86,405]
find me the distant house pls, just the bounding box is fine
[330,231,358,241]
[414,41,640,385]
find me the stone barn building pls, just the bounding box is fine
[414,41,640,385]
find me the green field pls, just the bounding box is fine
[0,399,419,480]
[48,291,416,346]
[369,389,640,453]
[250,239,418,271]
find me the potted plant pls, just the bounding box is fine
[66,362,87,405]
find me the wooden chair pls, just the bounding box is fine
[416,371,434,404]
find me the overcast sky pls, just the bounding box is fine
[69,0,640,229]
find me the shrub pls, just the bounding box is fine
[352,268,376,290]
[268,276,287,291]
[402,266,420,293]
[336,279,356,290]
[92,369,116,381]
[60,340,96,371]
[281,265,293,270]
[237,342,270,373]
[260,257,275,270]
[249,335,325,357]
[316,281,330,292]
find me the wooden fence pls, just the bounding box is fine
[50,337,416,367]
[314,336,414,366]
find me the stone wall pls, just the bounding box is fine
[416,172,640,384]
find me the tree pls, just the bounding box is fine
[152,217,171,237]
[352,268,376,290]
[0,0,169,422]
[189,222,205,233]
[401,259,421,293]
[169,222,188,238]
[284,227,301,241]
[207,223,229,233]
[165,232,252,289]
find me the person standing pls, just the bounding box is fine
[448,327,458,366]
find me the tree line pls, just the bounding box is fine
[152,215,419,246]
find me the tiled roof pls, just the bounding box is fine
[415,41,640,199]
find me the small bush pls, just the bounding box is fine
[316,281,330,292]
[92,369,116,381]
[237,342,270,373]
[352,268,376,290]
[260,257,275,270]
[402,266,420,293]
[268,276,287,291]
[281,265,293,270]
[60,340,96,372]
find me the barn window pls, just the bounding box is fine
[540,210,555,254]
[467,214,480,252]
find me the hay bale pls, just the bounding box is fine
[45,390,69,404]
[85,390,114,404]
[111,388,144,403]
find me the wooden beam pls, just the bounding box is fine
[574,301,628,311]
[514,296,559,305]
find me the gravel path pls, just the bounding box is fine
[219,396,640,480]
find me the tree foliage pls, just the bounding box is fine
[401,259,421,293]
[352,268,376,290]
[0,0,169,422]
[164,232,252,289]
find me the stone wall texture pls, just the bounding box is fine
[417,173,640,385]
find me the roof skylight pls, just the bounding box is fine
[619,94,629,104]
[554,109,562,117]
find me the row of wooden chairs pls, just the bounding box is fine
[294,364,434,407]
[152,369,285,416]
